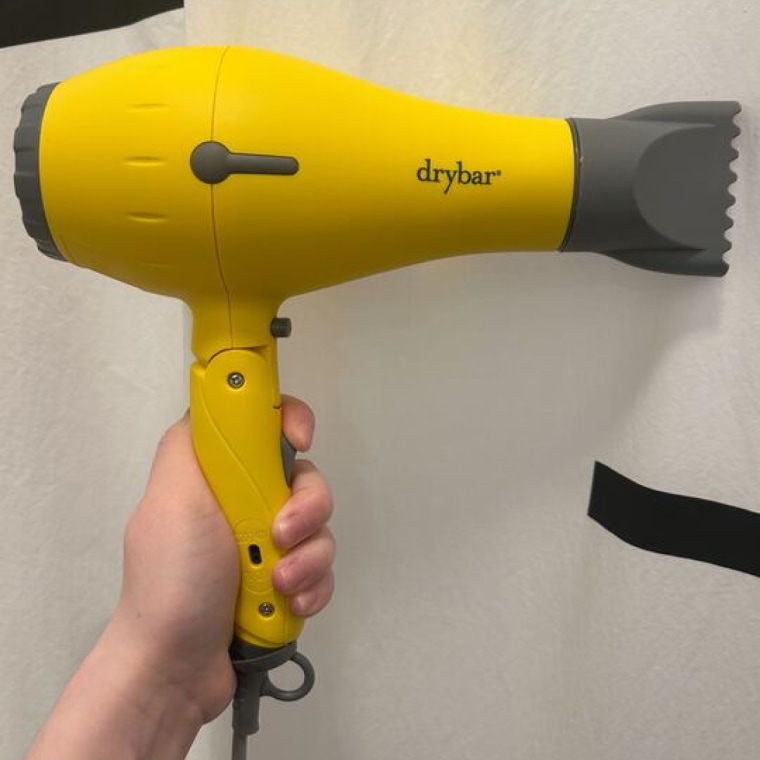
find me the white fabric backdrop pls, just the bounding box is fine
[186,3,760,759]
[2,2,760,759]
[0,10,187,759]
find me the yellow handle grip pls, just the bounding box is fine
[189,344,304,649]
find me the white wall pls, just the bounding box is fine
[3,2,760,759]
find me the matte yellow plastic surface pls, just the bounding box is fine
[211,48,575,352]
[35,46,577,649]
[191,347,302,647]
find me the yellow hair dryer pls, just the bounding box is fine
[14,45,739,752]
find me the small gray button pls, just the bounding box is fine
[270,317,292,339]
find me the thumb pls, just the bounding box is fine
[144,414,216,509]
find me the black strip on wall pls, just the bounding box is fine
[0,0,183,48]
[589,462,760,578]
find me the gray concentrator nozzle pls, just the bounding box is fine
[13,83,63,261]
[562,102,740,276]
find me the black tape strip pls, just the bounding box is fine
[0,0,183,48]
[589,462,760,578]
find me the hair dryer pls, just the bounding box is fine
[13,45,739,755]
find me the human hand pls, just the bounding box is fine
[24,396,334,760]
[108,395,335,724]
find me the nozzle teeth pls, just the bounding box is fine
[565,99,743,276]
[722,104,741,253]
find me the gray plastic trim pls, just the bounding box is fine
[280,434,296,485]
[230,638,314,737]
[562,102,740,276]
[191,141,299,184]
[13,83,63,261]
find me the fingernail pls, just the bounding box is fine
[273,561,292,592]
[273,517,292,547]
[293,590,315,616]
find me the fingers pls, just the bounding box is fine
[272,460,333,548]
[272,529,336,617]
[289,570,335,618]
[155,397,334,622]
[148,396,314,509]
[281,394,316,452]
[272,457,335,618]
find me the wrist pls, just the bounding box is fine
[97,613,206,759]
[27,617,205,760]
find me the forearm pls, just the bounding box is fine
[25,618,204,760]
[23,400,332,760]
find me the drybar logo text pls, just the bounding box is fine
[416,158,502,194]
